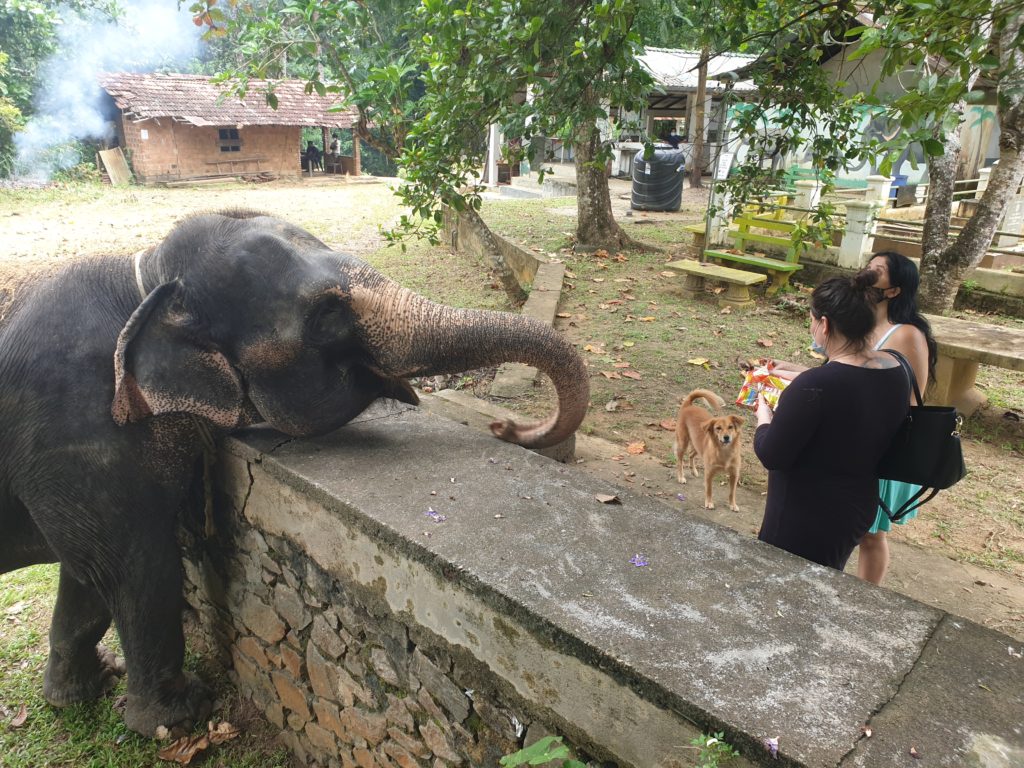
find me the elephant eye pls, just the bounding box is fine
[306,298,354,349]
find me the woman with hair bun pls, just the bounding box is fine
[754,272,910,570]
[857,251,937,585]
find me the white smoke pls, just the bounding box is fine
[14,1,205,179]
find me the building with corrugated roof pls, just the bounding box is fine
[608,47,758,176]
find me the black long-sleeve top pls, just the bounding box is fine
[754,361,909,570]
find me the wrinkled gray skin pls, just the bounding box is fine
[0,210,589,736]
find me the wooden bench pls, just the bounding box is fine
[923,314,1024,416]
[704,214,803,295]
[665,259,767,308]
[206,156,268,174]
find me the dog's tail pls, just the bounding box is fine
[680,389,726,412]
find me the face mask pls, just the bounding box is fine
[809,315,826,354]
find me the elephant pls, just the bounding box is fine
[0,210,589,736]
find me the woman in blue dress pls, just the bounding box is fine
[754,273,910,570]
[857,251,937,585]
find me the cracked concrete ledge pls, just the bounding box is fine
[220,404,1024,767]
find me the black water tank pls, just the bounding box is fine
[631,147,686,211]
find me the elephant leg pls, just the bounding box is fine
[23,471,211,737]
[0,494,57,573]
[43,564,124,706]
[113,527,212,737]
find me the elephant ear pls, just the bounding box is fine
[112,280,247,429]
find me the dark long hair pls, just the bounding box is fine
[865,251,938,384]
[810,271,881,354]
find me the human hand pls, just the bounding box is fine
[756,393,774,426]
[769,359,807,381]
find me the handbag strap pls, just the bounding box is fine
[882,348,923,407]
[879,485,941,522]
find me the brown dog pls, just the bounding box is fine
[673,389,744,511]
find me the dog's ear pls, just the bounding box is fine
[730,414,745,428]
[703,420,717,434]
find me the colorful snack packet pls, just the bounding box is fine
[736,363,790,410]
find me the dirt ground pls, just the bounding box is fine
[2,176,1022,643]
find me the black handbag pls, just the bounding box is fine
[876,349,967,521]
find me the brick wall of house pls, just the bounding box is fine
[120,116,303,183]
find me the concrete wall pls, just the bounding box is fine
[444,208,542,287]
[180,406,1024,768]
[119,116,302,183]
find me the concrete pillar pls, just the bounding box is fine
[977,165,992,196]
[352,132,361,176]
[485,124,500,186]
[838,200,882,268]
[865,175,893,203]
[793,179,822,215]
[709,193,732,246]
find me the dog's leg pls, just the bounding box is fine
[703,470,715,509]
[727,467,740,512]
[674,436,687,484]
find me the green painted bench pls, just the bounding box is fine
[665,259,768,309]
[705,214,804,295]
[783,167,869,191]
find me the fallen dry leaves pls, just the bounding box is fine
[9,704,28,729]
[157,721,241,765]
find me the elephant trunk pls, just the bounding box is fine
[345,264,589,449]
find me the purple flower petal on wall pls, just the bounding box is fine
[763,736,779,759]
[629,554,649,567]
[424,508,447,523]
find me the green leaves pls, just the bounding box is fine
[499,736,586,768]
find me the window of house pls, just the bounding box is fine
[218,128,241,153]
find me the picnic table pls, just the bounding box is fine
[924,314,1024,416]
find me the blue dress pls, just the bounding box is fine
[869,324,920,534]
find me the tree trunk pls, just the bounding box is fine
[917,121,962,311]
[919,11,1024,313]
[919,113,1024,311]
[572,119,641,251]
[449,206,528,305]
[690,46,709,189]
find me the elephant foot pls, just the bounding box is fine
[124,672,212,738]
[44,644,125,706]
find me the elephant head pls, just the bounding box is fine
[112,211,589,449]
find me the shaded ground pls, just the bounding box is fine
[1,176,1022,647]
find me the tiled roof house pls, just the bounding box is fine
[98,72,358,184]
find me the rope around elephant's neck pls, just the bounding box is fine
[189,416,218,539]
[133,249,148,299]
